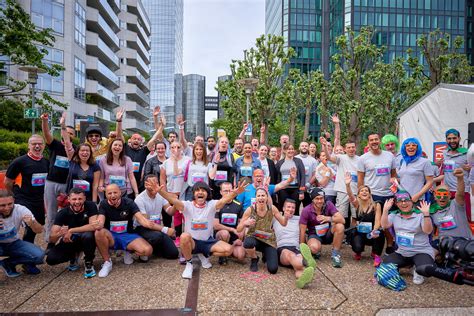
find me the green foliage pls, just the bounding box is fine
[0,142,28,160]
[0,98,40,131]
[0,128,31,143]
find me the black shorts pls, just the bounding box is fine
[308,230,334,245]
[277,246,300,267]
[192,238,218,257]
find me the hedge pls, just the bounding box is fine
[0,129,31,144]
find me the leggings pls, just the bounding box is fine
[383,252,434,277]
[134,226,179,259]
[243,236,278,274]
[46,232,96,265]
[351,231,385,256]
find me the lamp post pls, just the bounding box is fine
[19,66,46,134]
[237,77,259,140]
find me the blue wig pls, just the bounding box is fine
[401,138,422,165]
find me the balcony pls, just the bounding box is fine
[122,100,149,119]
[86,55,120,88]
[117,64,149,92]
[119,13,150,61]
[118,47,149,78]
[123,116,149,133]
[98,0,119,30]
[118,82,149,106]
[124,0,151,36]
[87,8,120,49]
[86,31,119,69]
[86,79,120,109]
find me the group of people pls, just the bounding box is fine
[1,108,472,290]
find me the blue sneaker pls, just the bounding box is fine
[84,262,96,279]
[22,264,41,275]
[0,260,20,278]
[68,258,80,271]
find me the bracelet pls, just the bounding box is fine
[424,215,430,218]
[116,119,122,122]
[179,126,185,130]
[162,227,169,234]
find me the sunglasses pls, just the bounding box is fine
[434,191,450,199]
[88,134,101,138]
[396,199,411,203]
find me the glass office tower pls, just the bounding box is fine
[182,74,205,140]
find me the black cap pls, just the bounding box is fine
[86,125,102,137]
[309,187,325,200]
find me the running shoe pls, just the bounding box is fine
[300,243,316,269]
[84,261,96,279]
[0,260,20,278]
[331,254,343,268]
[296,266,315,289]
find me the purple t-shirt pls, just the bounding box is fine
[299,201,338,236]
[99,156,134,193]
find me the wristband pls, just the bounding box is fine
[325,171,330,177]
[424,215,430,218]
[179,126,185,130]
[162,227,169,234]
[116,119,122,122]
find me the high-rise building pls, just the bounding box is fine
[182,74,205,140]
[266,0,473,138]
[9,0,151,133]
[143,0,183,130]
[204,96,219,138]
[217,75,232,119]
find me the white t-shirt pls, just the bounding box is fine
[334,154,360,193]
[161,156,190,193]
[0,204,35,243]
[259,158,270,178]
[186,161,211,186]
[134,191,167,227]
[315,162,337,196]
[357,150,396,196]
[182,200,218,241]
[296,154,318,186]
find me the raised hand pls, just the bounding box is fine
[116,108,125,121]
[260,124,266,133]
[331,114,340,124]
[453,168,464,179]
[153,106,161,117]
[319,136,327,146]
[344,172,352,185]
[59,112,66,126]
[40,112,49,121]
[233,181,249,195]
[383,198,394,212]
[417,200,430,216]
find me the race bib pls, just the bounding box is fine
[357,222,373,234]
[73,179,90,192]
[191,173,206,185]
[350,171,358,183]
[443,160,455,173]
[240,166,253,177]
[132,162,140,173]
[262,165,269,177]
[191,219,208,230]
[221,213,237,226]
[215,170,228,181]
[250,197,256,206]
[254,229,272,240]
[315,223,330,237]
[109,175,126,188]
[375,164,390,176]
[54,156,70,169]
[31,173,47,186]
[439,215,457,231]
[0,226,17,240]
[149,214,161,225]
[396,231,415,248]
[110,221,128,234]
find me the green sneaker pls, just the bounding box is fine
[331,254,342,268]
[296,266,314,289]
[300,243,316,269]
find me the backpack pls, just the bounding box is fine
[374,263,407,291]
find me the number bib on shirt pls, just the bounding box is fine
[109,175,126,188]
[357,222,373,234]
[439,215,457,230]
[191,173,206,185]
[132,162,140,173]
[315,223,330,237]
[396,231,415,248]
[250,197,256,206]
[110,221,128,234]
[73,179,90,192]
[375,164,390,176]
[221,213,237,226]
[215,170,228,181]
[240,166,253,177]
[443,160,455,173]
[54,156,70,169]
[254,229,272,239]
[149,214,161,225]
[350,171,358,183]
[191,219,208,230]
[0,226,17,241]
[282,174,296,185]
[31,173,47,186]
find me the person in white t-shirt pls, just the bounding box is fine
[156,181,248,279]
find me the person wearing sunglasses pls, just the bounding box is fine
[430,168,472,246]
[381,191,434,285]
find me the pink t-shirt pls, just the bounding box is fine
[99,156,134,194]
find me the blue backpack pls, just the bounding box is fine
[375,263,407,291]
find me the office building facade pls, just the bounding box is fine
[182,74,205,140]
[143,0,183,130]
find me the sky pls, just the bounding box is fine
[183,0,265,97]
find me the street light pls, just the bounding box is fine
[19,66,46,134]
[237,77,259,140]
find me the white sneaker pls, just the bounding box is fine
[139,255,149,262]
[182,262,194,279]
[198,253,212,269]
[413,269,425,285]
[98,260,113,278]
[124,251,134,265]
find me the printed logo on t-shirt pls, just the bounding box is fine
[0,226,17,240]
[221,213,238,226]
[54,156,70,169]
[73,179,90,192]
[439,215,457,230]
[315,223,330,237]
[254,229,272,239]
[357,222,372,234]
[375,164,390,176]
[191,219,208,230]
[132,162,140,173]
[110,221,128,234]
[31,173,47,186]
[149,214,161,225]
[215,170,228,181]
[109,175,126,188]
[396,231,415,248]
[443,160,455,173]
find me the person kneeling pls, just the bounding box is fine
[275,199,316,288]
[46,188,100,278]
[157,181,248,279]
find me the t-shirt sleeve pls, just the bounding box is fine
[299,208,308,225]
[390,155,397,170]
[53,209,66,226]
[16,204,35,220]
[128,199,140,216]
[423,159,434,177]
[85,201,99,217]
[357,156,365,173]
[92,162,101,173]
[5,157,21,180]
[326,202,338,216]
[98,201,107,216]
[125,157,133,174]
[182,201,192,215]
[134,195,146,214]
[388,213,395,225]
[208,199,218,211]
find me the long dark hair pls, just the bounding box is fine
[72,143,94,165]
[193,142,208,164]
[106,139,125,166]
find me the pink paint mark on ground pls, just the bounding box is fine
[239,271,272,283]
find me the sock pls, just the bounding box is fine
[186,259,192,264]
[331,249,340,257]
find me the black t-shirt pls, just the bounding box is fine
[98,197,140,233]
[215,199,243,228]
[67,162,101,201]
[125,144,150,186]
[6,155,49,204]
[47,139,74,183]
[54,201,99,228]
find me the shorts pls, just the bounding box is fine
[192,237,218,257]
[308,230,334,245]
[111,232,141,250]
[277,246,300,267]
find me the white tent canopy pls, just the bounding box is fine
[398,84,474,162]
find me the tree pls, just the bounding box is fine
[0,0,66,111]
[0,98,37,131]
[216,34,294,143]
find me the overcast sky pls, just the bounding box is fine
[183,0,265,96]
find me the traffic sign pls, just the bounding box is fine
[24,108,39,119]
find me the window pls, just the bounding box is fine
[31,0,64,35]
[74,1,86,48]
[74,57,85,101]
[37,46,63,93]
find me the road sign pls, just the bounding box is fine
[24,108,39,119]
